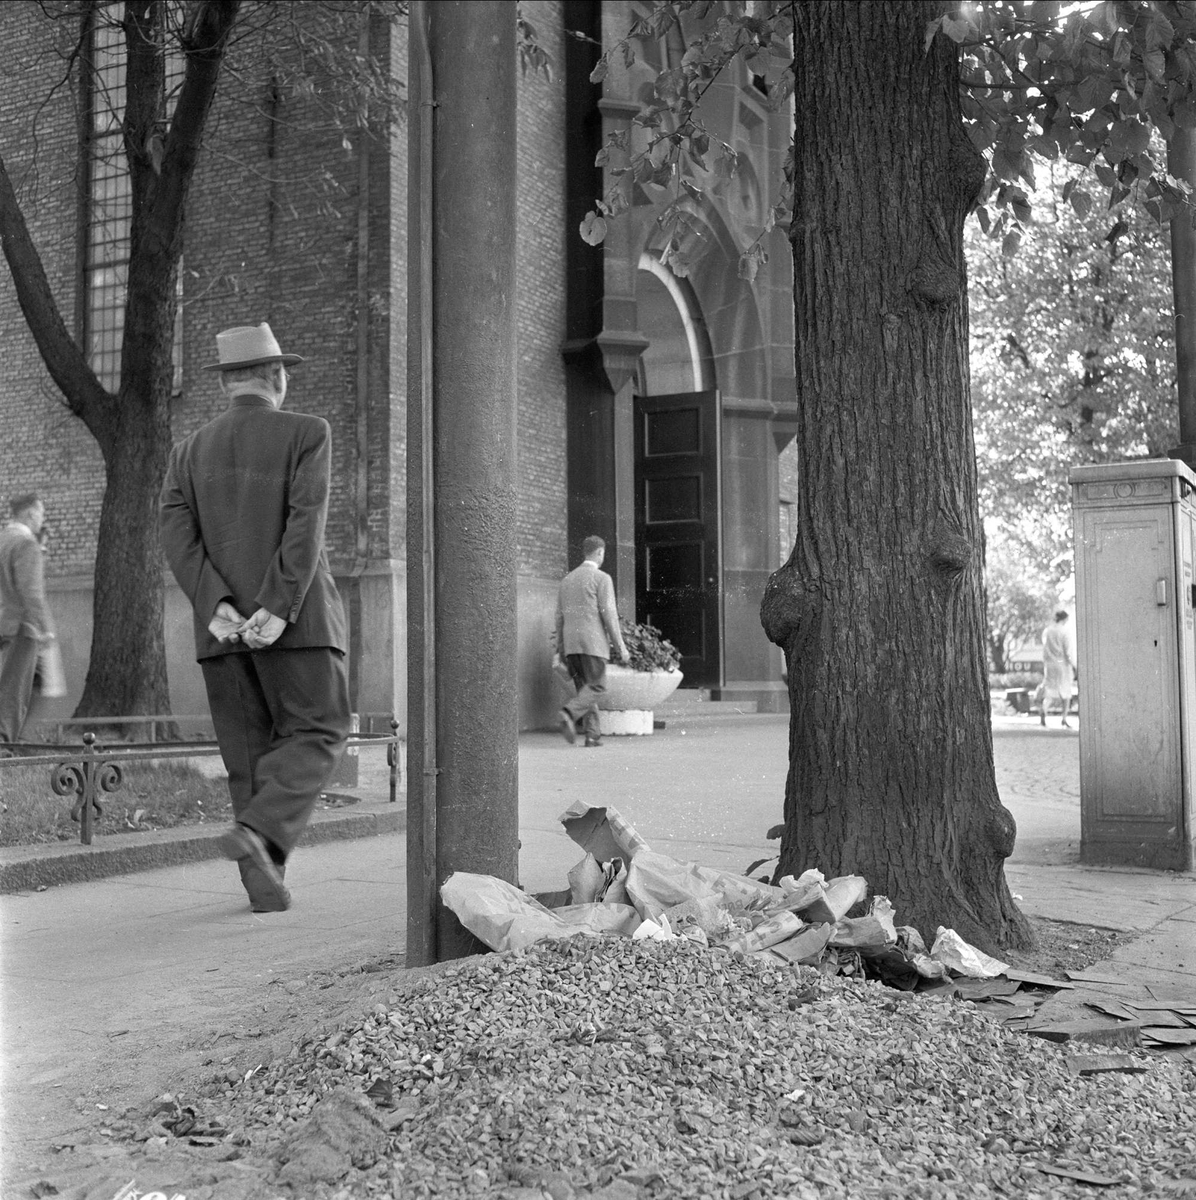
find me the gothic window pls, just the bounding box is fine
[83,4,183,394]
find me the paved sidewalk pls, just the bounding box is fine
[1,711,1193,1189]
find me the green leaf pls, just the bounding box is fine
[1145,10,1175,54]
[589,57,609,85]
[579,211,607,246]
[1069,188,1093,218]
[940,13,977,43]
[1002,227,1022,257]
[1028,0,1061,21]
[991,143,1018,183]
[713,149,739,186]
[1107,118,1150,160]
[1091,1,1120,38]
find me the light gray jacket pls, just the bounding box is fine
[0,522,53,640]
[555,561,627,659]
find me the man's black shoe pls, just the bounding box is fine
[219,823,290,911]
[584,736,602,748]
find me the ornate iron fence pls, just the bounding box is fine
[0,719,402,845]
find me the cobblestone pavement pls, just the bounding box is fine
[991,710,1082,864]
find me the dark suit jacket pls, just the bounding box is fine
[160,393,348,661]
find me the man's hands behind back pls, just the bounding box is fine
[240,608,286,649]
[208,602,286,649]
[209,601,246,644]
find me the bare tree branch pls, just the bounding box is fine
[0,151,111,431]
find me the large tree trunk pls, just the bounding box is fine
[761,0,1032,953]
[76,404,174,726]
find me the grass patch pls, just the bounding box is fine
[0,759,232,847]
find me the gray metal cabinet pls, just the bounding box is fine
[1070,459,1196,871]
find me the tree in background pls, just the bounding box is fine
[0,1,399,728]
[984,543,1062,673]
[586,0,1196,950]
[969,161,1177,591]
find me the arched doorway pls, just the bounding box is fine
[634,253,723,687]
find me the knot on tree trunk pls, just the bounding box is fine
[760,563,821,659]
[927,522,973,578]
[908,252,962,307]
[989,801,1017,860]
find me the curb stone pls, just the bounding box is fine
[0,799,406,894]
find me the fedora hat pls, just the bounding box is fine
[202,323,304,372]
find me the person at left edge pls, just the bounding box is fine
[0,492,55,744]
[159,322,351,913]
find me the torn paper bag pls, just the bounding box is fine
[441,871,640,952]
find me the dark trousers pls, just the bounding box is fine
[201,647,350,860]
[563,653,606,739]
[0,635,38,742]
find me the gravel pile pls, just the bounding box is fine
[208,937,1195,1199]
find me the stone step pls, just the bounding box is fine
[653,692,759,718]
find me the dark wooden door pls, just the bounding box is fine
[634,390,722,687]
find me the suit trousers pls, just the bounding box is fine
[0,634,39,742]
[563,653,607,739]
[201,647,350,860]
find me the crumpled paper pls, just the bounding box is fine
[440,872,640,951]
[438,806,1019,986]
[830,895,897,950]
[559,801,649,864]
[930,926,1010,979]
[567,853,629,906]
[723,910,805,955]
[626,848,782,921]
[777,869,868,925]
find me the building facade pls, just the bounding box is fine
[0,0,795,735]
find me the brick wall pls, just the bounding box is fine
[180,5,381,573]
[515,0,568,582]
[0,8,108,579]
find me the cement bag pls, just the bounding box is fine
[441,871,639,952]
[626,849,783,921]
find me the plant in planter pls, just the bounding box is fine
[614,619,682,673]
[598,619,683,732]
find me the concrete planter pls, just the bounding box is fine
[597,663,684,711]
[555,662,683,736]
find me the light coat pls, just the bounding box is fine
[0,522,53,639]
[556,560,624,659]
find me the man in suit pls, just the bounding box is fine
[0,492,55,743]
[555,535,629,748]
[160,323,351,912]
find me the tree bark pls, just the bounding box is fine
[761,0,1032,952]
